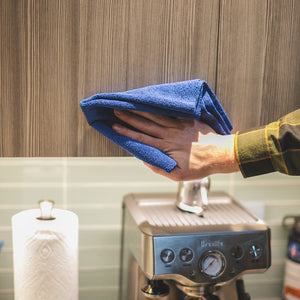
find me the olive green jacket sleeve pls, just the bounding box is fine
[234,109,300,177]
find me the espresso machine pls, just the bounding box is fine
[119,178,271,300]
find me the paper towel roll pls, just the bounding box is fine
[12,208,78,300]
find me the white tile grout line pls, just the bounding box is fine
[0,260,286,274]
[0,180,299,189]
[78,286,118,291]
[0,199,300,210]
[229,172,235,195]
[0,225,121,232]
[254,298,281,300]
[0,178,299,188]
[0,266,120,274]
[0,181,177,188]
[244,278,282,284]
[0,286,119,294]
[1,242,288,253]
[2,245,120,253]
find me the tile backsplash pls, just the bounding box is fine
[0,157,299,300]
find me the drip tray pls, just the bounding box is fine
[124,192,266,235]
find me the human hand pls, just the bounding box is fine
[112,110,239,181]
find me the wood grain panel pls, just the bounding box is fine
[126,0,219,90]
[260,0,300,123]
[28,0,80,156]
[2,0,298,157]
[217,0,300,132]
[0,0,130,157]
[190,0,219,88]
[78,0,219,156]
[0,0,29,156]
[0,0,80,156]
[76,0,129,156]
[216,0,268,132]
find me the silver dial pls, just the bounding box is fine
[200,250,226,278]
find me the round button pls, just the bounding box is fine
[160,249,175,263]
[180,248,194,262]
[249,244,262,259]
[231,245,244,260]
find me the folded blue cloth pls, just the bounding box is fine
[80,79,232,173]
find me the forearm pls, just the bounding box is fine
[194,133,239,177]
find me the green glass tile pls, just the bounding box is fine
[209,184,231,194]
[0,252,13,269]
[245,262,284,281]
[0,291,13,300]
[0,157,297,300]
[66,184,177,204]
[269,224,289,241]
[233,184,300,202]
[79,247,120,268]
[270,242,287,260]
[0,229,12,248]
[79,288,118,300]
[0,272,13,289]
[244,279,283,298]
[0,209,23,227]
[210,173,233,183]
[232,170,297,182]
[71,206,122,226]
[0,159,64,183]
[265,203,300,222]
[0,187,63,206]
[79,228,121,247]
[66,159,170,184]
[79,267,119,287]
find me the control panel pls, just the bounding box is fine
[153,230,271,284]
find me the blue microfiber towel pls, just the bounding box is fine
[80,79,232,173]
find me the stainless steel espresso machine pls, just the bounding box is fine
[119,179,271,300]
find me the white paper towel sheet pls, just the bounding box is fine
[12,208,78,300]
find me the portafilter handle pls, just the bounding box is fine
[176,177,210,216]
[141,279,169,298]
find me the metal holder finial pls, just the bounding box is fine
[37,199,55,220]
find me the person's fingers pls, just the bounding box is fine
[112,123,162,148]
[144,163,174,178]
[114,110,167,138]
[143,162,183,181]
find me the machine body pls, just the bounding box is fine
[119,192,271,300]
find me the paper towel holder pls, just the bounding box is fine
[37,199,56,220]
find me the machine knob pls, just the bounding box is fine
[249,244,262,259]
[180,248,194,262]
[160,249,175,263]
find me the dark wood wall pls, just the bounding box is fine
[1,0,299,157]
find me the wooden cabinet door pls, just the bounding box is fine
[0,0,299,156]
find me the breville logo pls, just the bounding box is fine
[200,240,223,248]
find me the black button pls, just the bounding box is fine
[231,245,244,260]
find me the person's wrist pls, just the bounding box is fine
[202,134,239,175]
[221,134,240,173]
